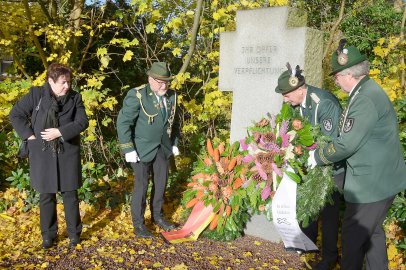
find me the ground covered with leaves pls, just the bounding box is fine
[0,187,308,270]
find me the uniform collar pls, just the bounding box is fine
[304,86,313,109]
[349,75,369,98]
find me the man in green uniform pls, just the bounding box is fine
[117,62,180,238]
[275,64,345,270]
[309,40,406,270]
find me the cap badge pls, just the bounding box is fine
[337,48,349,65]
[289,76,299,87]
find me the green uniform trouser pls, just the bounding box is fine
[341,195,394,270]
[130,147,169,226]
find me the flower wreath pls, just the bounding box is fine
[240,103,336,226]
[182,103,337,241]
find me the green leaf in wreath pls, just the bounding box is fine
[280,103,293,120]
[285,171,301,184]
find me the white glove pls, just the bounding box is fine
[125,150,140,163]
[172,146,180,156]
[307,150,317,169]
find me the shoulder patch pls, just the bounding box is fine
[343,118,354,133]
[310,93,320,104]
[323,118,333,132]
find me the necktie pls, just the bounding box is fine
[158,96,166,120]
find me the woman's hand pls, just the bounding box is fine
[27,135,36,140]
[40,128,62,141]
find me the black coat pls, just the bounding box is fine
[9,83,89,193]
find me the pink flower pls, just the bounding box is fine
[280,121,289,136]
[242,154,255,163]
[270,114,276,129]
[271,163,282,177]
[240,138,248,151]
[281,133,290,148]
[280,121,290,148]
[307,143,317,150]
[261,185,271,200]
[262,142,281,153]
[255,161,268,180]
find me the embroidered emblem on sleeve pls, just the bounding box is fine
[318,148,330,165]
[343,118,354,133]
[323,118,333,132]
[326,144,336,156]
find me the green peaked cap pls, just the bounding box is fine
[147,62,173,81]
[274,70,305,94]
[330,45,367,75]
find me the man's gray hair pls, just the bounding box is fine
[339,60,370,79]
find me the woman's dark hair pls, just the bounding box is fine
[46,63,72,82]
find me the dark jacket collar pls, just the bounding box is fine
[350,75,370,99]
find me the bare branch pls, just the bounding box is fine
[22,0,48,68]
[323,0,346,60]
[178,0,204,74]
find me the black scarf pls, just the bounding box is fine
[42,92,69,156]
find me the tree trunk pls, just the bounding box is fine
[70,0,85,65]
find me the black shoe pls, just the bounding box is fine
[69,236,80,247]
[154,217,176,231]
[134,224,153,238]
[42,238,54,249]
[313,259,336,270]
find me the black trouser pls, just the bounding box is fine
[39,190,82,240]
[301,172,344,263]
[341,196,395,270]
[130,147,169,227]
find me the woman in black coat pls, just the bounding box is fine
[9,63,89,249]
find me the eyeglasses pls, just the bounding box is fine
[153,78,170,86]
[334,73,346,81]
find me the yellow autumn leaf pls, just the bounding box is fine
[387,244,398,260]
[145,23,156,33]
[74,30,83,37]
[162,41,174,49]
[269,0,289,6]
[151,10,161,20]
[97,47,108,57]
[190,77,202,83]
[172,263,188,270]
[123,50,134,62]
[129,38,139,46]
[243,251,252,257]
[170,17,183,29]
[172,48,181,57]
[378,37,385,46]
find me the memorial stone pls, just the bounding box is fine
[219,6,323,242]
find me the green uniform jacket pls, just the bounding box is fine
[301,86,344,176]
[302,86,341,137]
[117,84,180,162]
[315,76,406,203]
